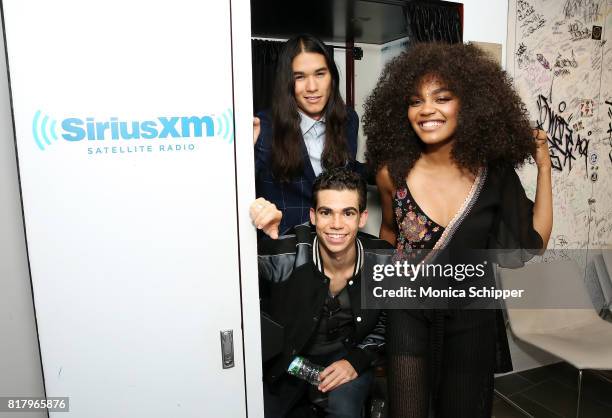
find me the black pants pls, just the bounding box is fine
[263,350,374,418]
[386,309,496,418]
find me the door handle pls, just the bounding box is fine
[220,330,234,369]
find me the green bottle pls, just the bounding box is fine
[287,356,324,385]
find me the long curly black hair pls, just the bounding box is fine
[363,42,535,188]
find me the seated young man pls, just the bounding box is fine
[251,168,391,418]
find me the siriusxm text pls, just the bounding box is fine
[62,116,215,141]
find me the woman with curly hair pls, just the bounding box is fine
[363,42,552,417]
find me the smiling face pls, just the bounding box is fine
[292,51,332,120]
[310,189,368,260]
[407,76,460,147]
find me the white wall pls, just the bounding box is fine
[354,40,408,236]
[461,0,510,68]
[351,43,385,236]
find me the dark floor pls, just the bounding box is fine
[492,362,612,418]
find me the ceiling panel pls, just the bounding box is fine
[251,0,409,45]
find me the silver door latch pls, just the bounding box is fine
[220,330,234,369]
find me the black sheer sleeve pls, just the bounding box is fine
[489,165,544,266]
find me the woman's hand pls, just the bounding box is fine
[533,129,551,170]
[253,117,261,145]
[249,198,282,239]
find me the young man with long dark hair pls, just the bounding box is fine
[251,34,360,238]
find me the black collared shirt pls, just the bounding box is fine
[302,281,354,356]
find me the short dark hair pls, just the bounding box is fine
[312,168,367,212]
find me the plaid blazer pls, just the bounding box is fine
[254,108,360,235]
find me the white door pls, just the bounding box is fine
[2,1,250,416]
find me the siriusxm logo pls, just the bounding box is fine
[32,109,234,151]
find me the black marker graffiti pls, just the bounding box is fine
[569,21,592,41]
[536,95,589,174]
[552,21,565,35]
[572,120,584,132]
[554,50,578,69]
[522,14,546,37]
[592,40,606,71]
[517,0,536,21]
[537,53,551,70]
[555,235,569,247]
[563,0,601,24]
[516,43,534,69]
[518,0,545,38]
[554,68,571,77]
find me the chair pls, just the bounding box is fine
[497,260,612,418]
[591,251,612,319]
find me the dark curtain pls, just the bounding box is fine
[251,39,337,114]
[404,1,462,43]
[251,39,285,114]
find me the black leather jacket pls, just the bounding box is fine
[257,224,392,384]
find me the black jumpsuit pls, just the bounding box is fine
[386,164,543,418]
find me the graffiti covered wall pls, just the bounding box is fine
[508,0,612,249]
